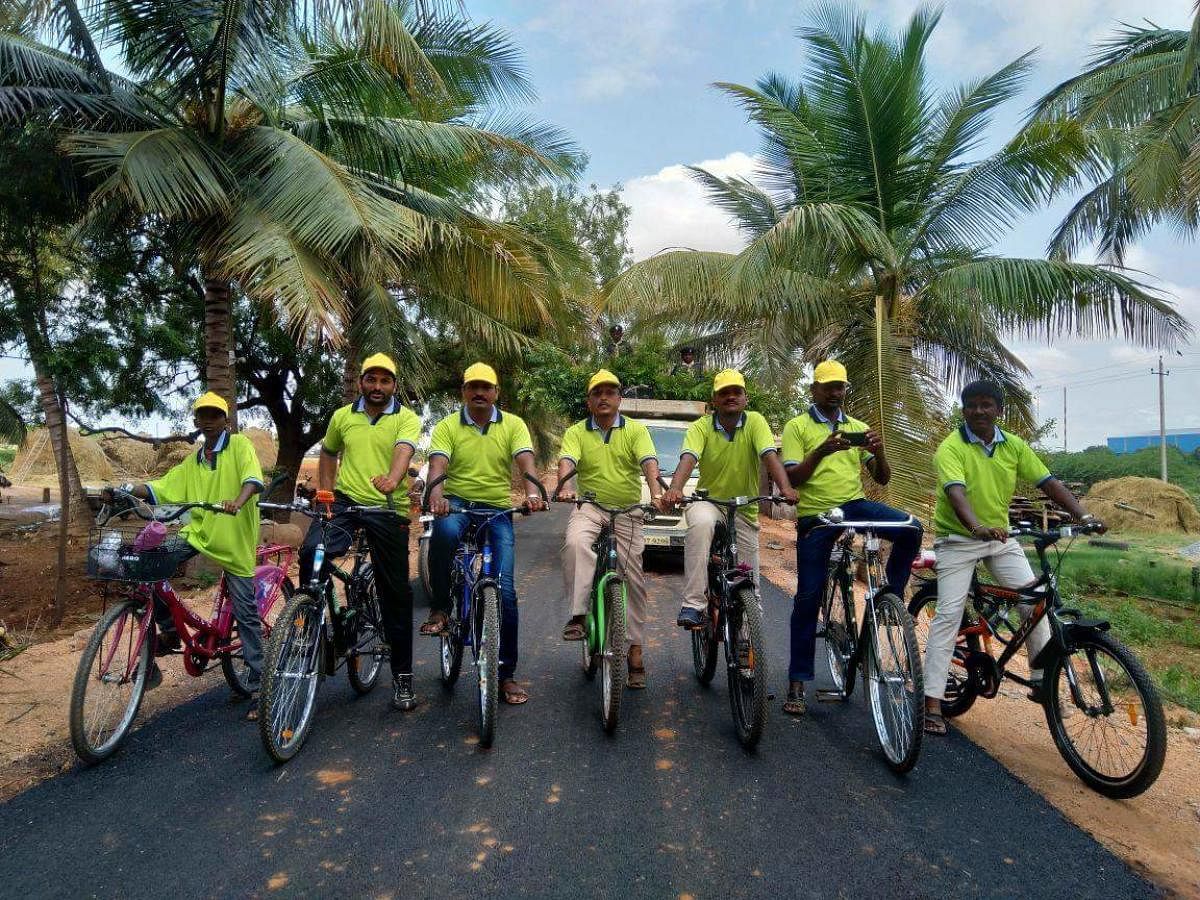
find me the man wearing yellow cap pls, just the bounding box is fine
[779,359,921,715]
[663,369,797,629]
[110,391,266,707]
[421,362,548,706]
[299,352,423,711]
[555,370,663,688]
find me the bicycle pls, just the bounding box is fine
[681,490,788,750]
[421,472,547,748]
[809,508,924,774]
[908,521,1166,798]
[70,489,294,764]
[553,472,658,733]
[256,490,398,763]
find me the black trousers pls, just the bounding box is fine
[297,492,413,675]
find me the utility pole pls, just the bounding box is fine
[1155,355,1169,482]
[1062,386,1067,452]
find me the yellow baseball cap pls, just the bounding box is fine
[463,362,499,386]
[360,352,397,377]
[587,369,621,393]
[712,369,746,393]
[812,360,849,384]
[192,391,229,416]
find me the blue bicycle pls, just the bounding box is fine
[422,473,546,748]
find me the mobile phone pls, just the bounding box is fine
[840,430,868,446]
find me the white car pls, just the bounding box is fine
[625,399,707,555]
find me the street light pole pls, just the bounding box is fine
[1156,355,1168,483]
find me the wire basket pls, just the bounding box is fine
[87,519,183,583]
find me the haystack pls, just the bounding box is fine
[1085,477,1200,534]
[243,428,278,470]
[150,439,197,476]
[10,428,113,486]
[97,435,158,478]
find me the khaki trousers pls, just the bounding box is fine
[561,504,648,645]
[682,501,760,611]
[923,536,1051,700]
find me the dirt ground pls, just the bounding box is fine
[3,483,1198,894]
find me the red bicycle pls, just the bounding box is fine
[69,489,294,764]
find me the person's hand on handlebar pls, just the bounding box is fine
[971,523,1010,542]
[372,474,400,495]
[777,485,798,505]
[660,487,684,511]
[219,499,244,515]
[553,489,576,502]
[1077,513,1107,535]
[429,485,450,517]
[523,493,549,513]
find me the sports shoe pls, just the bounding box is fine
[676,607,705,629]
[391,673,418,711]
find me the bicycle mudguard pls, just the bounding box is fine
[1033,618,1111,669]
[591,572,626,649]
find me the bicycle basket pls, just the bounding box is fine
[87,520,182,582]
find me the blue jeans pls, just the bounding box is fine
[429,497,519,683]
[789,498,922,682]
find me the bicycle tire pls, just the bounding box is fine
[347,573,384,695]
[908,586,980,718]
[600,578,627,734]
[1042,630,1166,798]
[865,592,924,774]
[440,621,464,687]
[258,590,325,764]
[582,605,599,680]
[475,584,500,749]
[725,586,768,750]
[690,594,719,685]
[69,599,151,765]
[820,566,856,693]
[221,579,294,698]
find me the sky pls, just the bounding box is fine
[4,0,1199,449]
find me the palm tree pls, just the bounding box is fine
[1031,5,1200,263]
[0,398,24,447]
[608,5,1188,510]
[2,0,579,422]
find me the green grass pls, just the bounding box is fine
[0,446,13,470]
[1041,445,1200,503]
[1048,542,1198,607]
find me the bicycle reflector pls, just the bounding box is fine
[315,490,335,516]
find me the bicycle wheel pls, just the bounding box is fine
[908,586,979,718]
[347,572,384,695]
[69,599,152,765]
[690,594,719,684]
[819,568,856,693]
[725,586,768,750]
[600,579,627,733]
[1042,631,1166,798]
[259,590,325,764]
[865,592,924,774]
[221,579,294,698]
[475,584,500,749]
[440,619,464,687]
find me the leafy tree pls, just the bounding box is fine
[608,5,1188,511]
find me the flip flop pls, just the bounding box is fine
[924,710,948,735]
[419,614,449,636]
[782,690,806,715]
[627,665,647,689]
[562,620,586,641]
[501,681,529,705]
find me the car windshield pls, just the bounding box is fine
[647,425,692,476]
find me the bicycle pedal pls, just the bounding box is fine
[815,689,847,703]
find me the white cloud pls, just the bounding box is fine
[622,151,757,260]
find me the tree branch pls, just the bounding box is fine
[65,409,198,446]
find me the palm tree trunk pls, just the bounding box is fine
[341,343,361,405]
[203,277,239,431]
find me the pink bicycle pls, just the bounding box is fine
[69,489,294,764]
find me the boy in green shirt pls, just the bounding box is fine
[923,380,1104,736]
[662,369,796,629]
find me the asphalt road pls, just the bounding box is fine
[0,506,1155,899]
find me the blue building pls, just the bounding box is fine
[1107,429,1200,455]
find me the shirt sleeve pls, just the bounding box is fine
[935,438,965,491]
[147,457,190,505]
[1016,438,1053,486]
[320,409,344,455]
[395,408,421,449]
[509,416,534,458]
[748,412,776,457]
[234,435,265,488]
[633,422,657,464]
[680,417,706,461]
[781,418,803,467]
[559,424,581,463]
[427,416,454,460]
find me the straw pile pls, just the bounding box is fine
[1085,477,1200,534]
[11,428,113,484]
[150,439,197,476]
[244,428,278,470]
[96,435,158,477]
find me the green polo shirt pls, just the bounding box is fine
[147,431,263,577]
[681,411,776,523]
[321,398,422,512]
[559,415,657,508]
[429,406,534,508]
[782,406,872,516]
[933,424,1052,537]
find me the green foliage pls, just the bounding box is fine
[0,446,14,470]
[1041,445,1200,502]
[1052,544,1199,609]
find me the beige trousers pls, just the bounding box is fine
[923,536,1051,700]
[561,504,648,645]
[682,501,760,611]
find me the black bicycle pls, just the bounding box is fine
[811,508,924,774]
[553,473,658,733]
[256,490,396,763]
[682,490,788,750]
[909,521,1166,798]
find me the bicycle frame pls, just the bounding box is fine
[448,508,510,658]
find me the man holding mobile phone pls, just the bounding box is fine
[779,360,923,715]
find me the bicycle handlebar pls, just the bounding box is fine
[422,470,547,515]
[814,510,922,530]
[98,488,227,525]
[680,491,793,510]
[1010,521,1105,541]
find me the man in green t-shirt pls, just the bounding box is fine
[298,353,423,711]
[420,362,548,706]
[110,391,265,706]
[923,380,1105,736]
[662,369,796,629]
[555,369,663,688]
